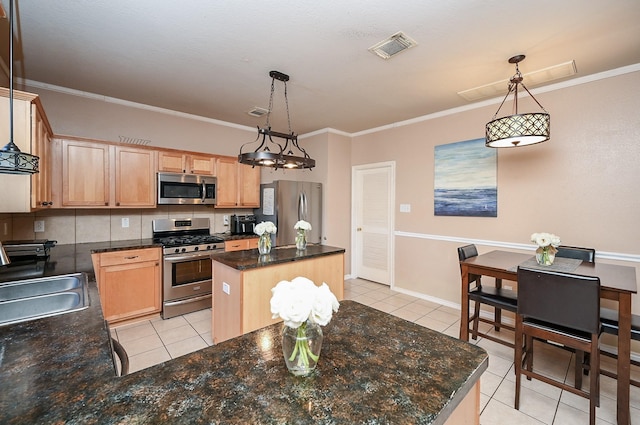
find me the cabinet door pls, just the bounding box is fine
[158,151,185,173]
[188,154,216,175]
[238,163,260,207]
[61,140,110,206]
[115,146,156,207]
[100,260,161,322]
[31,105,53,209]
[215,157,238,207]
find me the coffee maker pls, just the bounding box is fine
[230,215,256,235]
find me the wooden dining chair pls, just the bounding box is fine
[515,267,601,425]
[457,244,517,348]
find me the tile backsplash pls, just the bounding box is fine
[2,207,253,244]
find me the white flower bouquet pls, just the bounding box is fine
[270,276,339,373]
[531,232,561,265]
[294,220,312,231]
[254,221,277,236]
[294,220,311,249]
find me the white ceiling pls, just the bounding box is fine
[2,0,640,135]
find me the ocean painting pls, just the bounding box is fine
[434,138,497,217]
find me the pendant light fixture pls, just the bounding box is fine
[0,0,39,174]
[238,71,315,170]
[485,55,550,148]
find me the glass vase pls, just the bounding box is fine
[258,234,271,255]
[535,246,555,266]
[295,229,307,250]
[282,320,323,376]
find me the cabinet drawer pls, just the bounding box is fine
[225,238,259,252]
[98,248,161,267]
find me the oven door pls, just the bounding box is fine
[163,251,213,301]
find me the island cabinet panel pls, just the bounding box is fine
[224,238,258,252]
[92,248,162,323]
[158,151,216,175]
[213,250,344,344]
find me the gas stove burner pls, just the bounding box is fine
[152,217,225,255]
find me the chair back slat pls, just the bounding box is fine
[517,267,600,334]
[457,244,478,262]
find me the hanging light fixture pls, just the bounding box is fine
[0,0,39,174]
[238,70,315,169]
[485,55,550,148]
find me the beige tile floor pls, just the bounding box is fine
[111,278,640,424]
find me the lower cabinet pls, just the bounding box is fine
[224,238,258,252]
[92,248,162,323]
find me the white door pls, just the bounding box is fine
[351,162,395,285]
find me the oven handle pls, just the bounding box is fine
[164,293,212,307]
[164,252,214,263]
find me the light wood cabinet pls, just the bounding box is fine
[224,238,258,252]
[92,248,162,323]
[52,138,157,208]
[114,146,156,207]
[0,88,53,213]
[215,156,260,208]
[158,151,216,175]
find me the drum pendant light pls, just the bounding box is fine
[238,71,315,170]
[0,0,39,174]
[485,55,550,148]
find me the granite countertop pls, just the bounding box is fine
[0,299,487,424]
[211,244,346,270]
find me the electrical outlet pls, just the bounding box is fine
[223,215,229,226]
[399,204,411,213]
[222,282,230,295]
[34,220,45,233]
[121,218,129,228]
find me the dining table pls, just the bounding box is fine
[459,250,637,425]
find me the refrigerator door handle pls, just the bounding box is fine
[298,192,307,221]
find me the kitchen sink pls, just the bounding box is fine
[0,273,90,326]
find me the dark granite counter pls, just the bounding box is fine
[211,244,346,270]
[0,300,487,424]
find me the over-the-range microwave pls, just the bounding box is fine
[157,172,216,205]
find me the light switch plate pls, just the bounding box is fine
[400,204,411,213]
[222,282,230,295]
[121,218,129,228]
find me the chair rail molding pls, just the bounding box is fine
[394,231,640,263]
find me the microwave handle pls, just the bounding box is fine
[201,181,206,203]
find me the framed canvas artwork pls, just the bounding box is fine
[434,138,497,217]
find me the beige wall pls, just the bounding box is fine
[351,71,640,319]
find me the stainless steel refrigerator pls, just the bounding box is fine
[255,181,322,247]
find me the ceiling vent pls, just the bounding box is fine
[369,31,417,60]
[458,60,577,102]
[119,136,151,146]
[247,107,269,117]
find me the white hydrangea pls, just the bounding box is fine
[255,221,277,236]
[294,220,312,231]
[270,277,340,329]
[530,232,561,248]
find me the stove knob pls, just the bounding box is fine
[194,246,199,251]
[181,248,187,253]
[206,245,212,250]
[174,248,180,254]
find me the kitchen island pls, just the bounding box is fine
[211,244,345,343]
[0,299,487,424]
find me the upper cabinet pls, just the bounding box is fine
[158,151,216,175]
[215,156,260,208]
[0,88,53,213]
[52,137,157,208]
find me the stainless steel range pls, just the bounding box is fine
[152,218,224,319]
